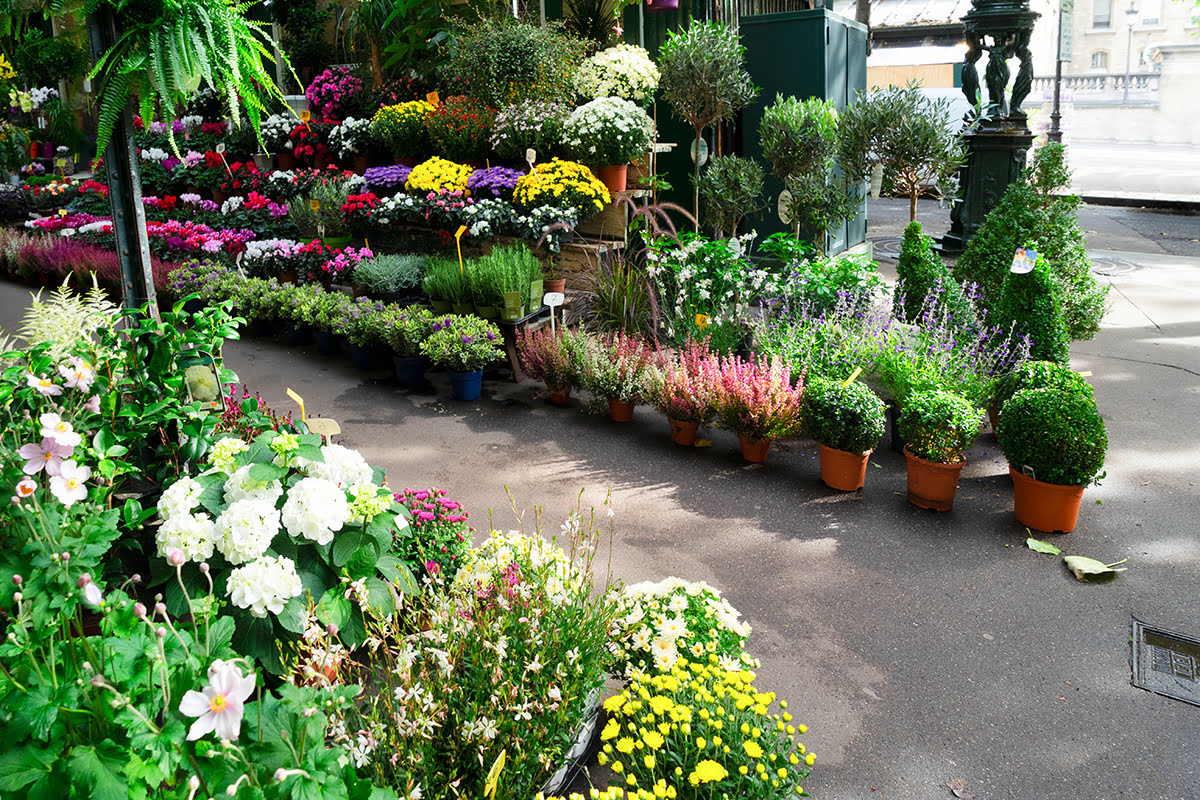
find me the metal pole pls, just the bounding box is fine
[1122,12,1134,103]
[1049,0,1064,142]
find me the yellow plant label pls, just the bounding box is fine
[58,209,68,217]
[286,388,305,421]
[695,314,710,329]
[309,199,320,212]
[484,750,506,800]
[364,238,371,252]
[1078,370,1093,377]
[305,417,340,441]
[840,367,863,387]
[426,91,440,107]
[455,225,468,274]
[299,109,311,122]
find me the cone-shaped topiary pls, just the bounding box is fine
[893,221,976,328]
[993,250,1070,365]
[992,359,1094,412]
[997,387,1107,486]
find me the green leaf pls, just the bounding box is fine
[366,513,397,551]
[1025,537,1061,556]
[13,688,58,741]
[277,595,308,635]
[1064,555,1128,582]
[68,744,127,800]
[344,546,378,580]
[375,553,418,595]
[248,462,286,482]
[332,530,375,568]
[0,747,56,792]
[316,588,351,630]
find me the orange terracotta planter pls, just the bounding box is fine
[904,446,965,512]
[547,385,571,406]
[609,399,635,422]
[738,434,771,463]
[669,418,700,447]
[594,164,628,193]
[818,443,870,491]
[1009,466,1085,533]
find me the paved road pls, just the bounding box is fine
[1065,140,1200,204]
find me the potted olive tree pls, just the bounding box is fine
[805,378,886,491]
[997,387,1107,533]
[897,389,984,511]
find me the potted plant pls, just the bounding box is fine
[996,387,1107,533]
[805,378,886,491]
[649,340,721,446]
[990,359,1093,430]
[421,258,463,314]
[305,66,365,123]
[369,101,435,165]
[573,44,660,106]
[329,117,373,173]
[424,95,496,165]
[354,253,426,303]
[516,326,585,405]
[419,315,505,401]
[577,331,656,422]
[713,355,804,462]
[489,100,569,163]
[333,296,388,371]
[513,158,610,223]
[897,389,984,511]
[301,290,352,356]
[562,97,655,192]
[382,305,436,385]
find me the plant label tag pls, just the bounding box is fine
[305,417,340,442]
[426,91,440,107]
[841,366,863,387]
[455,225,467,273]
[309,199,320,211]
[216,143,226,154]
[317,222,326,239]
[526,148,536,165]
[1022,464,1037,480]
[1078,370,1093,377]
[286,388,306,421]
[454,225,467,241]
[185,132,191,141]
[869,163,884,199]
[55,157,66,168]
[695,313,710,329]
[364,238,371,252]
[543,291,564,308]
[1010,247,1035,274]
[299,110,311,122]
[58,209,68,217]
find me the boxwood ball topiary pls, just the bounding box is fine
[996,387,1107,487]
[804,378,886,455]
[992,359,1094,412]
[897,389,983,464]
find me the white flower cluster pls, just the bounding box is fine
[224,464,284,505]
[281,477,351,545]
[156,512,217,563]
[207,436,249,474]
[329,117,371,160]
[573,44,660,104]
[260,114,295,151]
[215,498,281,564]
[374,194,425,227]
[141,147,170,163]
[228,555,303,617]
[562,97,656,167]
[460,199,516,238]
[159,475,203,521]
[452,530,576,603]
[29,86,59,110]
[297,443,374,489]
[179,114,204,132]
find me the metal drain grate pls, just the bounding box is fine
[1091,254,1141,276]
[1131,618,1200,707]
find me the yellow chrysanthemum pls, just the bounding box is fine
[744,740,764,759]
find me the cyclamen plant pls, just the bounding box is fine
[328,117,372,161]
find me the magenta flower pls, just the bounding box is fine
[18,438,73,476]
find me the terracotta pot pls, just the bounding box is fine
[276,151,297,171]
[544,277,566,295]
[737,434,772,463]
[279,268,299,285]
[1010,466,1085,533]
[211,189,228,205]
[903,446,965,512]
[594,164,628,193]
[818,443,870,491]
[609,399,635,422]
[547,385,571,406]
[669,418,700,447]
[353,155,370,174]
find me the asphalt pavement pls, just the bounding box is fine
[1,199,1197,800]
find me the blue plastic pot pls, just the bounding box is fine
[280,320,311,346]
[447,368,483,401]
[393,354,428,385]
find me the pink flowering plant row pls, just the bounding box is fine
[27,213,258,261]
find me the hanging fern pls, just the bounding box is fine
[86,0,296,156]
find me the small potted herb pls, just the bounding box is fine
[354,253,426,303]
[997,387,1107,533]
[897,389,984,511]
[805,378,886,491]
[419,315,504,401]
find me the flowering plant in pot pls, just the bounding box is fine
[259,113,294,154]
[562,97,655,190]
[648,339,721,446]
[713,354,804,462]
[391,486,472,581]
[805,378,885,491]
[334,296,389,370]
[405,156,473,195]
[425,95,496,164]
[466,166,525,200]
[489,99,569,163]
[287,123,334,169]
[576,331,657,421]
[896,389,984,511]
[218,160,263,196]
[381,305,436,384]
[419,314,504,401]
[513,158,610,220]
[370,101,435,162]
[363,164,413,196]
[305,66,365,122]
[996,387,1107,533]
[573,43,660,105]
[328,116,372,166]
[340,191,380,235]
[516,326,587,405]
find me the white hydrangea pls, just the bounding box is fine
[207,437,249,474]
[158,476,203,522]
[224,464,284,505]
[155,512,217,563]
[215,498,281,564]
[227,555,303,618]
[281,477,351,545]
[298,443,374,490]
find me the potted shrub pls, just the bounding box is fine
[419,315,505,401]
[697,155,766,238]
[304,290,352,356]
[996,387,1107,533]
[990,359,1093,429]
[334,297,388,371]
[714,355,804,462]
[382,305,435,385]
[370,101,435,165]
[897,389,984,511]
[805,378,886,491]
[516,326,585,405]
[577,331,656,422]
[353,253,426,304]
[562,97,655,192]
[421,257,460,313]
[992,249,1071,365]
[648,340,721,446]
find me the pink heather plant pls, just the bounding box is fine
[714,355,805,442]
[578,331,660,407]
[650,339,722,424]
[516,327,584,393]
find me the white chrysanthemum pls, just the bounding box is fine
[224,464,284,505]
[158,476,203,522]
[155,511,216,563]
[658,616,687,641]
[298,443,374,489]
[227,555,303,618]
[215,498,280,564]
[281,477,351,545]
[207,437,249,474]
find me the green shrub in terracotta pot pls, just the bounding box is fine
[897,389,984,511]
[992,359,1094,416]
[805,378,885,491]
